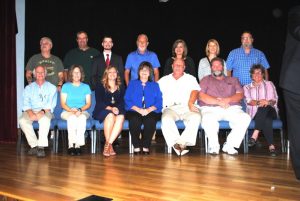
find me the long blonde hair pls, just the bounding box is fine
[101,66,122,90]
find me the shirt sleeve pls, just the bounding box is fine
[22,86,32,111]
[124,81,135,110]
[226,51,234,71]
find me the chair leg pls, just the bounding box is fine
[280,129,285,153]
[16,128,22,154]
[243,131,248,154]
[129,131,133,154]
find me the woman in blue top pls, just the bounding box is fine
[124,61,162,154]
[93,66,125,157]
[61,65,91,156]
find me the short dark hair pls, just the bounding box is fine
[137,61,154,82]
[210,57,224,67]
[250,64,265,76]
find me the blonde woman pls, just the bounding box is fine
[198,39,227,81]
[93,66,125,157]
[61,65,91,156]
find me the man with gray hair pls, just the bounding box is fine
[19,65,57,157]
[25,37,64,90]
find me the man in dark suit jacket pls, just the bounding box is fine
[280,4,300,181]
[91,36,124,90]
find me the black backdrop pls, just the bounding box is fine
[25,0,289,115]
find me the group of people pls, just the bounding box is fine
[19,31,279,159]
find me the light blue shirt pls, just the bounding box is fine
[22,81,57,112]
[226,46,270,86]
[61,82,91,111]
[125,50,160,81]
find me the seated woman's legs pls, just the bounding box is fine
[141,112,158,153]
[127,111,143,153]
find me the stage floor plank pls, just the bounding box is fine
[0,135,299,201]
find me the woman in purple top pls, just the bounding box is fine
[243,64,278,156]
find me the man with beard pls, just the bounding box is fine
[226,31,270,86]
[64,31,100,87]
[91,36,124,90]
[199,57,251,155]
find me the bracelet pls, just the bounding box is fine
[41,109,46,114]
[77,108,82,112]
[256,101,260,106]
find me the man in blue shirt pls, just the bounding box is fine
[226,31,270,86]
[124,34,160,86]
[19,65,57,157]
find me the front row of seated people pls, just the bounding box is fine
[19,57,279,157]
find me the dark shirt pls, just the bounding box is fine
[163,56,196,78]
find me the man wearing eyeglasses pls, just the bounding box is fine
[226,31,270,86]
[19,65,57,157]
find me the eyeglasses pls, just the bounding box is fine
[252,71,263,75]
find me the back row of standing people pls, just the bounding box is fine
[25,31,271,88]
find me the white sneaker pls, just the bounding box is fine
[172,146,181,155]
[208,146,220,155]
[222,143,238,155]
[181,149,190,156]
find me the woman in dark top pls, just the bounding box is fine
[93,66,125,157]
[163,39,196,78]
[124,61,162,154]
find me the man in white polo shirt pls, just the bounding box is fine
[158,58,201,156]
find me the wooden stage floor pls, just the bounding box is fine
[0,133,299,201]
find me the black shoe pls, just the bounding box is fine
[248,138,256,147]
[113,140,120,147]
[36,147,45,158]
[27,147,38,155]
[68,148,76,156]
[75,148,81,156]
[269,149,277,157]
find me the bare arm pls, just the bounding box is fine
[227,70,232,77]
[264,69,269,81]
[154,68,160,82]
[188,90,200,112]
[124,69,130,86]
[26,70,33,84]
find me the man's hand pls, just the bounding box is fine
[188,102,199,112]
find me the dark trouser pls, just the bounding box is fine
[126,111,160,148]
[283,90,300,179]
[253,105,277,145]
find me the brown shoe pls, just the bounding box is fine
[103,142,110,157]
[109,143,116,156]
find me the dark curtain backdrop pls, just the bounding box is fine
[0,0,17,142]
[25,0,289,118]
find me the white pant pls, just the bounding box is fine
[161,106,201,147]
[61,111,89,148]
[201,105,251,149]
[19,112,53,148]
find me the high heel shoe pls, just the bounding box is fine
[109,143,116,156]
[103,142,110,157]
[133,148,141,155]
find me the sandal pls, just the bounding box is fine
[103,142,110,157]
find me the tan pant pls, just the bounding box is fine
[161,106,201,147]
[61,111,89,148]
[19,112,53,148]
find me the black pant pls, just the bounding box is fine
[126,111,160,148]
[283,90,300,179]
[253,105,277,145]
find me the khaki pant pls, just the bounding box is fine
[19,112,53,148]
[61,111,89,148]
[161,106,201,147]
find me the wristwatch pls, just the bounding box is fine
[77,108,82,112]
[41,109,46,114]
